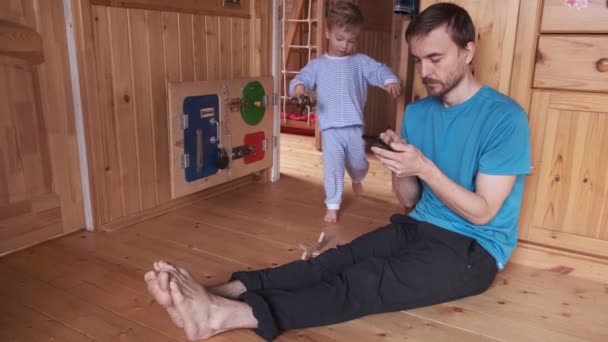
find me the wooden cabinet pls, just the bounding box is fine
[518,1,608,258]
[534,35,608,92]
[540,0,608,33]
[521,91,608,257]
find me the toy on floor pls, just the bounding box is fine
[299,232,327,260]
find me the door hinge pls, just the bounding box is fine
[180,154,190,168]
[180,114,189,130]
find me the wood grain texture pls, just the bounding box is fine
[391,14,413,138]
[541,0,608,33]
[508,0,542,112]
[534,35,608,93]
[0,19,43,64]
[92,0,252,18]
[357,29,398,136]
[526,91,608,257]
[79,2,264,227]
[0,0,85,255]
[1,134,607,341]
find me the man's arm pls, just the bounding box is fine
[422,166,515,225]
[374,135,515,225]
[392,174,420,209]
[378,130,421,208]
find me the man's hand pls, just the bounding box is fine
[373,130,430,178]
[384,83,401,98]
[373,129,422,208]
[374,143,430,178]
[293,84,306,97]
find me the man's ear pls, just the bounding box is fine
[464,41,475,65]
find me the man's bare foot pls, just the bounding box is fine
[208,281,247,299]
[144,268,184,328]
[324,209,338,223]
[151,261,245,300]
[352,181,363,196]
[155,261,258,341]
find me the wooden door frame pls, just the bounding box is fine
[271,0,281,181]
[63,0,94,231]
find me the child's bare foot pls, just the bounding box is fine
[324,209,338,223]
[352,181,363,196]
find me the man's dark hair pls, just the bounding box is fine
[405,2,475,49]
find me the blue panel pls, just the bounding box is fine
[183,94,220,182]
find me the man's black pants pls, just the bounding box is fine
[231,214,498,341]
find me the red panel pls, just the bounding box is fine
[243,131,266,164]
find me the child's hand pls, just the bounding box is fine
[384,83,401,98]
[294,84,306,97]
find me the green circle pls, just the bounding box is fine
[241,81,266,125]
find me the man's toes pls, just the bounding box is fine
[159,260,178,271]
[157,271,171,291]
[177,266,191,278]
[144,271,157,283]
[146,277,168,302]
[154,260,176,273]
[169,280,186,304]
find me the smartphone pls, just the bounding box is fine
[362,135,396,152]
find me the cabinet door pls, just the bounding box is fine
[412,0,520,100]
[520,90,608,257]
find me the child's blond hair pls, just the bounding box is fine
[327,1,364,32]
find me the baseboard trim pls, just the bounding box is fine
[101,175,256,232]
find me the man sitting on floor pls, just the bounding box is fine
[144,3,531,341]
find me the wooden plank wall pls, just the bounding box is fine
[73,0,273,228]
[0,0,85,254]
[357,29,395,135]
[281,0,321,114]
[357,1,396,136]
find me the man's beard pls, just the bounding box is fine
[423,70,465,98]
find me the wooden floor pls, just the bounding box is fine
[1,133,608,342]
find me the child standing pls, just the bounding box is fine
[290,1,401,223]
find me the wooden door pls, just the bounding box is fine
[0,0,85,255]
[520,90,608,258]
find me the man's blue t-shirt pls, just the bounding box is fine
[402,86,531,269]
